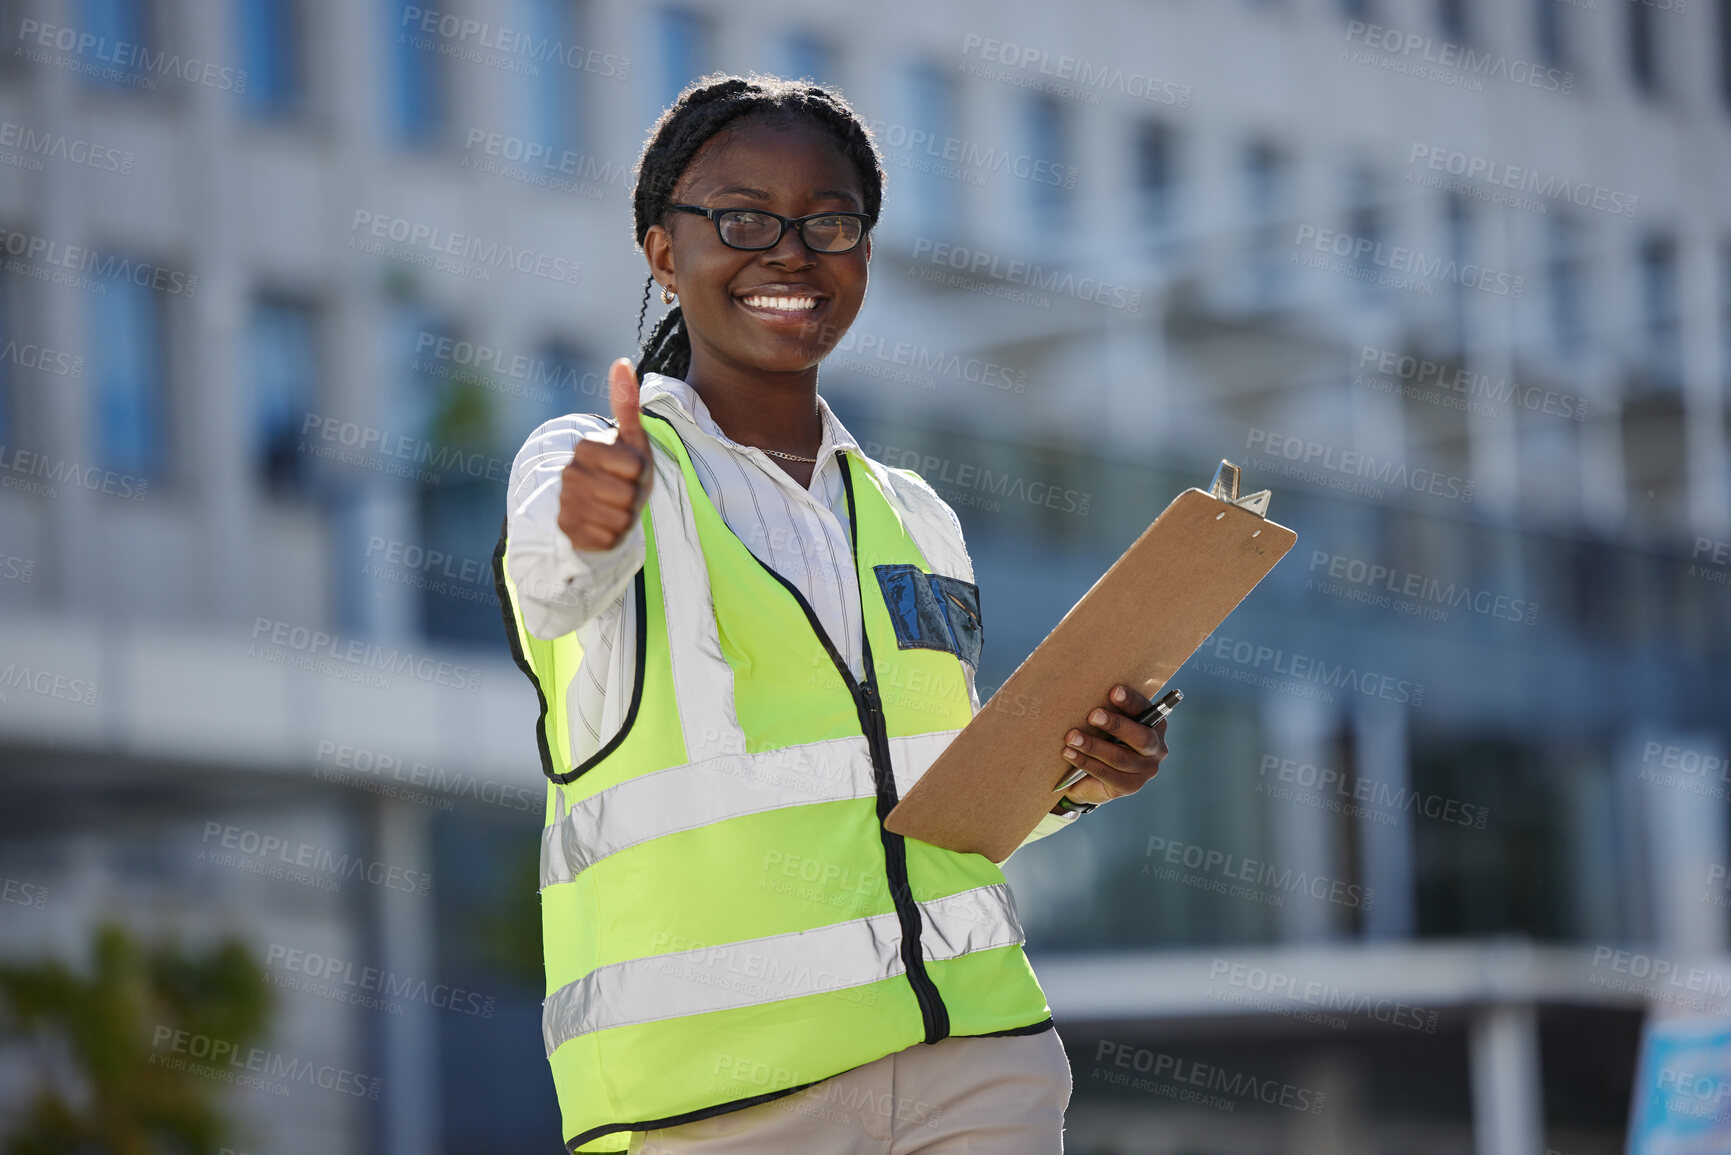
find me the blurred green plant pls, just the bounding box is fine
[0,921,273,1155]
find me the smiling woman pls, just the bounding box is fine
[494,72,1167,1155]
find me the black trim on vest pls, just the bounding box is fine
[960,1016,1056,1039]
[565,1079,824,1153]
[492,514,650,787]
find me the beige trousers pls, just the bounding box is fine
[625,1027,1073,1154]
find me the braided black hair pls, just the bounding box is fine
[631,73,886,380]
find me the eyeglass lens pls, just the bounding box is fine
[716,210,863,253]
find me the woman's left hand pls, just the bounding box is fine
[1053,685,1171,811]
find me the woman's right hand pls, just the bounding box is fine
[558,358,654,552]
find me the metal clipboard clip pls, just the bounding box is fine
[1207,460,1273,519]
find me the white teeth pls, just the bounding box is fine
[741,295,818,311]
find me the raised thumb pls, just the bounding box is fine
[608,357,647,453]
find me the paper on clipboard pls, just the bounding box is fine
[883,461,1297,864]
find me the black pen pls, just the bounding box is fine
[1052,688,1182,793]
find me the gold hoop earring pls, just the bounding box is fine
[660,285,676,305]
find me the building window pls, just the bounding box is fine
[78,0,154,90]
[784,30,834,86]
[1722,244,1731,399]
[1245,141,1286,308]
[387,0,444,145]
[1347,163,1382,299]
[1535,0,1565,68]
[658,8,708,112]
[1339,0,1371,19]
[1025,93,1069,235]
[1640,234,1682,390]
[1721,0,1731,108]
[1547,213,1587,358]
[248,297,318,499]
[1133,120,1176,244]
[522,0,581,159]
[237,0,304,118]
[903,62,955,237]
[1630,0,1659,96]
[1437,0,1470,43]
[1445,192,1472,353]
[92,260,167,482]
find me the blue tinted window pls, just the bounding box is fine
[249,298,317,497]
[785,31,833,85]
[658,9,706,111]
[904,62,955,237]
[1026,93,1067,232]
[237,0,302,118]
[79,0,151,89]
[522,0,579,157]
[92,264,165,481]
[387,0,443,144]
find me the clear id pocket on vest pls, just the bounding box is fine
[872,564,983,669]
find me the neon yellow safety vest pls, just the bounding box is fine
[495,411,1054,1153]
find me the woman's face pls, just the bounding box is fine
[644,114,871,379]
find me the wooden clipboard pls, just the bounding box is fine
[884,461,1297,863]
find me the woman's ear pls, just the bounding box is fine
[863,235,872,263]
[644,223,676,290]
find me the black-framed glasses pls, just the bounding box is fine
[669,204,873,254]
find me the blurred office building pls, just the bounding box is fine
[0,0,1728,1152]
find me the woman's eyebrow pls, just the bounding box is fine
[703,184,863,207]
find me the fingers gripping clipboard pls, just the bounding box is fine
[884,461,1297,864]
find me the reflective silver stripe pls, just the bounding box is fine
[644,436,749,764]
[541,736,878,889]
[543,884,1024,1055]
[887,730,961,800]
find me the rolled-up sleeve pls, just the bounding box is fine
[505,415,646,640]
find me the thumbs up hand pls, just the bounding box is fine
[558,358,655,552]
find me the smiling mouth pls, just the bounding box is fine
[737,293,824,312]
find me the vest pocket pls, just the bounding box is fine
[872,565,983,669]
